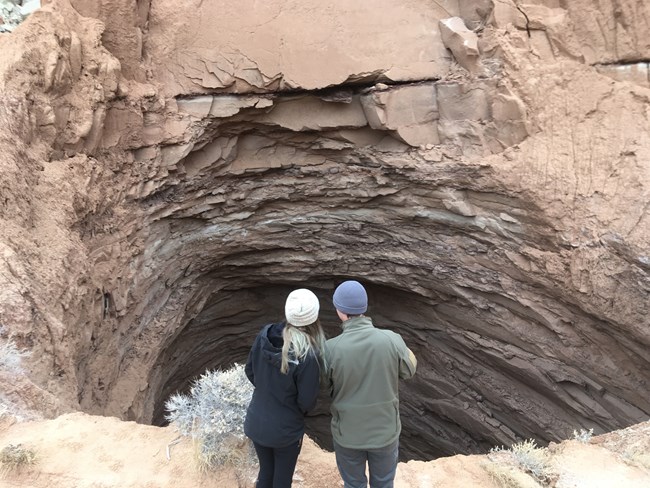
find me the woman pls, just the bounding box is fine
[244,288,327,488]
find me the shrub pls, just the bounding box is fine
[0,444,36,475]
[165,363,255,472]
[490,439,553,484]
[572,428,593,443]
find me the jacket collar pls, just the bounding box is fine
[341,315,373,331]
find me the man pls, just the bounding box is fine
[325,280,417,488]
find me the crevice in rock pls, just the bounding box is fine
[514,4,531,38]
[593,60,649,86]
[593,59,650,66]
[174,77,444,101]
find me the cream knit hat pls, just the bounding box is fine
[285,289,320,327]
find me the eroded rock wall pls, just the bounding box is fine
[0,0,648,460]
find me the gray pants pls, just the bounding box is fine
[333,439,399,488]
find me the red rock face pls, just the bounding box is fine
[0,0,648,461]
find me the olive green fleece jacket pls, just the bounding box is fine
[325,316,417,449]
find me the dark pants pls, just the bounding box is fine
[253,438,303,488]
[333,439,399,488]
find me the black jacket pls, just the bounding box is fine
[244,322,321,448]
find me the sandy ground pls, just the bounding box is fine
[0,413,648,487]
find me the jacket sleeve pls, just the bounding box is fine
[395,334,417,379]
[323,342,334,397]
[245,337,257,386]
[295,352,321,414]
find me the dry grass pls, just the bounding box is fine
[193,435,254,473]
[483,461,543,488]
[0,444,36,476]
[192,436,256,487]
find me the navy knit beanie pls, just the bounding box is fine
[333,280,368,315]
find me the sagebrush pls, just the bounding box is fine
[490,439,553,483]
[572,428,593,443]
[165,363,255,472]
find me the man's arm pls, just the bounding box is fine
[395,335,417,379]
[323,341,335,397]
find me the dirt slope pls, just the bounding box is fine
[0,413,648,488]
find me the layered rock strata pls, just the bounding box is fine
[0,0,648,461]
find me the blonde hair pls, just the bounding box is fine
[281,320,327,374]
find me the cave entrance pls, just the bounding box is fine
[139,264,650,462]
[147,280,499,461]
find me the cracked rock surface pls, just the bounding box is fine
[0,0,648,462]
